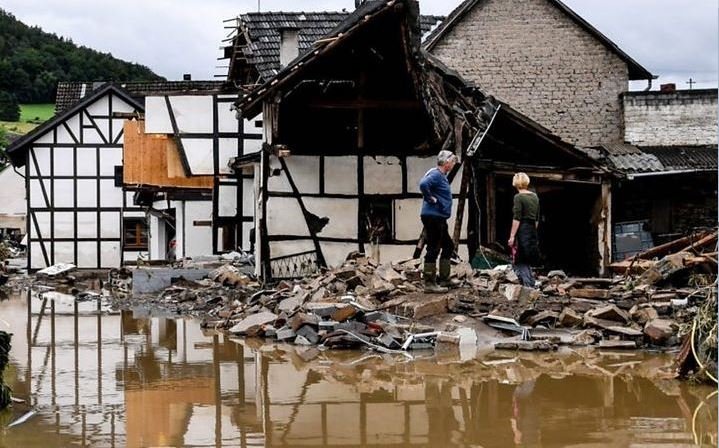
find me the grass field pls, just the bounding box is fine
[0,104,55,136]
[20,104,54,123]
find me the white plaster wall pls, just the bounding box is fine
[171,96,214,133]
[86,95,109,116]
[218,184,237,217]
[0,168,26,218]
[29,146,51,176]
[77,212,97,239]
[218,138,239,174]
[303,197,358,239]
[101,241,121,268]
[319,241,357,267]
[145,96,172,133]
[100,147,123,176]
[269,240,314,258]
[78,241,97,268]
[324,156,358,195]
[54,212,74,238]
[217,101,239,133]
[29,179,46,208]
[243,114,264,154]
[53,147,74,175]
[76,148,97,176]
[266,196,309,236]
[363,156,402,194]
[182,138,214,175]
[184,201,213,257]
[149,214,167,260]
[174,200,185,258]
[394,198,467,240]
[268,156,320,194]
[111,94,137,113]
[242,176,255,217]
[55,114,80,144]
[100,211,121,238]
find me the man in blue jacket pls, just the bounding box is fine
[419,150,458,293]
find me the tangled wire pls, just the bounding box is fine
[691,282,718,383]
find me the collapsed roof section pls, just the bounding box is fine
[221,9,443,86]
[234,0,606,174]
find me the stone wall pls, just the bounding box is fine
[623,89,718,146]
[430,0,630,147]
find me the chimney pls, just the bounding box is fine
[183,73,192,81]
[660,83,676,93]
[279,28,299,68]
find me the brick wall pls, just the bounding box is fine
[623,89,718,146]
[430,0,630,147]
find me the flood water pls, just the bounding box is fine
[0,290,716,448]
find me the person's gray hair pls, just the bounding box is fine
[437,150,456,166]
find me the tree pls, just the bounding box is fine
[0,126,8,169]
[0,91,19,121]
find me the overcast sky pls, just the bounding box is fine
[1,0,717,90]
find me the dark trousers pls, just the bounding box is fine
[422,215,453,264]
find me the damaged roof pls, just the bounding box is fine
[596,143,717,175]
[223,9,443,81]
[423,0,654,80]
[55,80,232,114]
[236,0,607,174]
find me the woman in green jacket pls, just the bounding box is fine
[508,172,540,287]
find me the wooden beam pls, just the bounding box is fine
[305,98,422,110]
[486,173,496,244]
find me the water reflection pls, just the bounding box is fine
[0,290,715,447]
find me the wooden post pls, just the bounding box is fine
[597,180,612,276]
[453,165,470,250]
[486,173,496,244]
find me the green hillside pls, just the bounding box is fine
[0,8,164,119]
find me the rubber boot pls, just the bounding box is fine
[438,259,461,288]
[423,263,448,294]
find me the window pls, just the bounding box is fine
[360,196,393,244]
[123,218,148,250]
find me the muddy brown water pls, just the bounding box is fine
[0,290,716,448]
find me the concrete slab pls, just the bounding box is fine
[131,268,211,295]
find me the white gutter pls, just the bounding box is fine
[627,168,713,179]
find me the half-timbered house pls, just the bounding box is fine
[235,0,613,280]
[6,84,146,269]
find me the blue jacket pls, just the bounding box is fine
[419,167,452,218]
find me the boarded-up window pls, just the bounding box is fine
[123,218,148,250]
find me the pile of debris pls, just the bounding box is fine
[189,231,716,353]
[197,253,477,352]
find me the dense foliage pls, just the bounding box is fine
[0,127,7,168]
[0,9,163,104]
[0,91,19,121]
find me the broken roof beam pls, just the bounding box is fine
[304,98,422,110]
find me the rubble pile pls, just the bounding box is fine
[199,253,474,353]
[188,232,715,354]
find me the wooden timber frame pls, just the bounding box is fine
[236,0,618,279]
